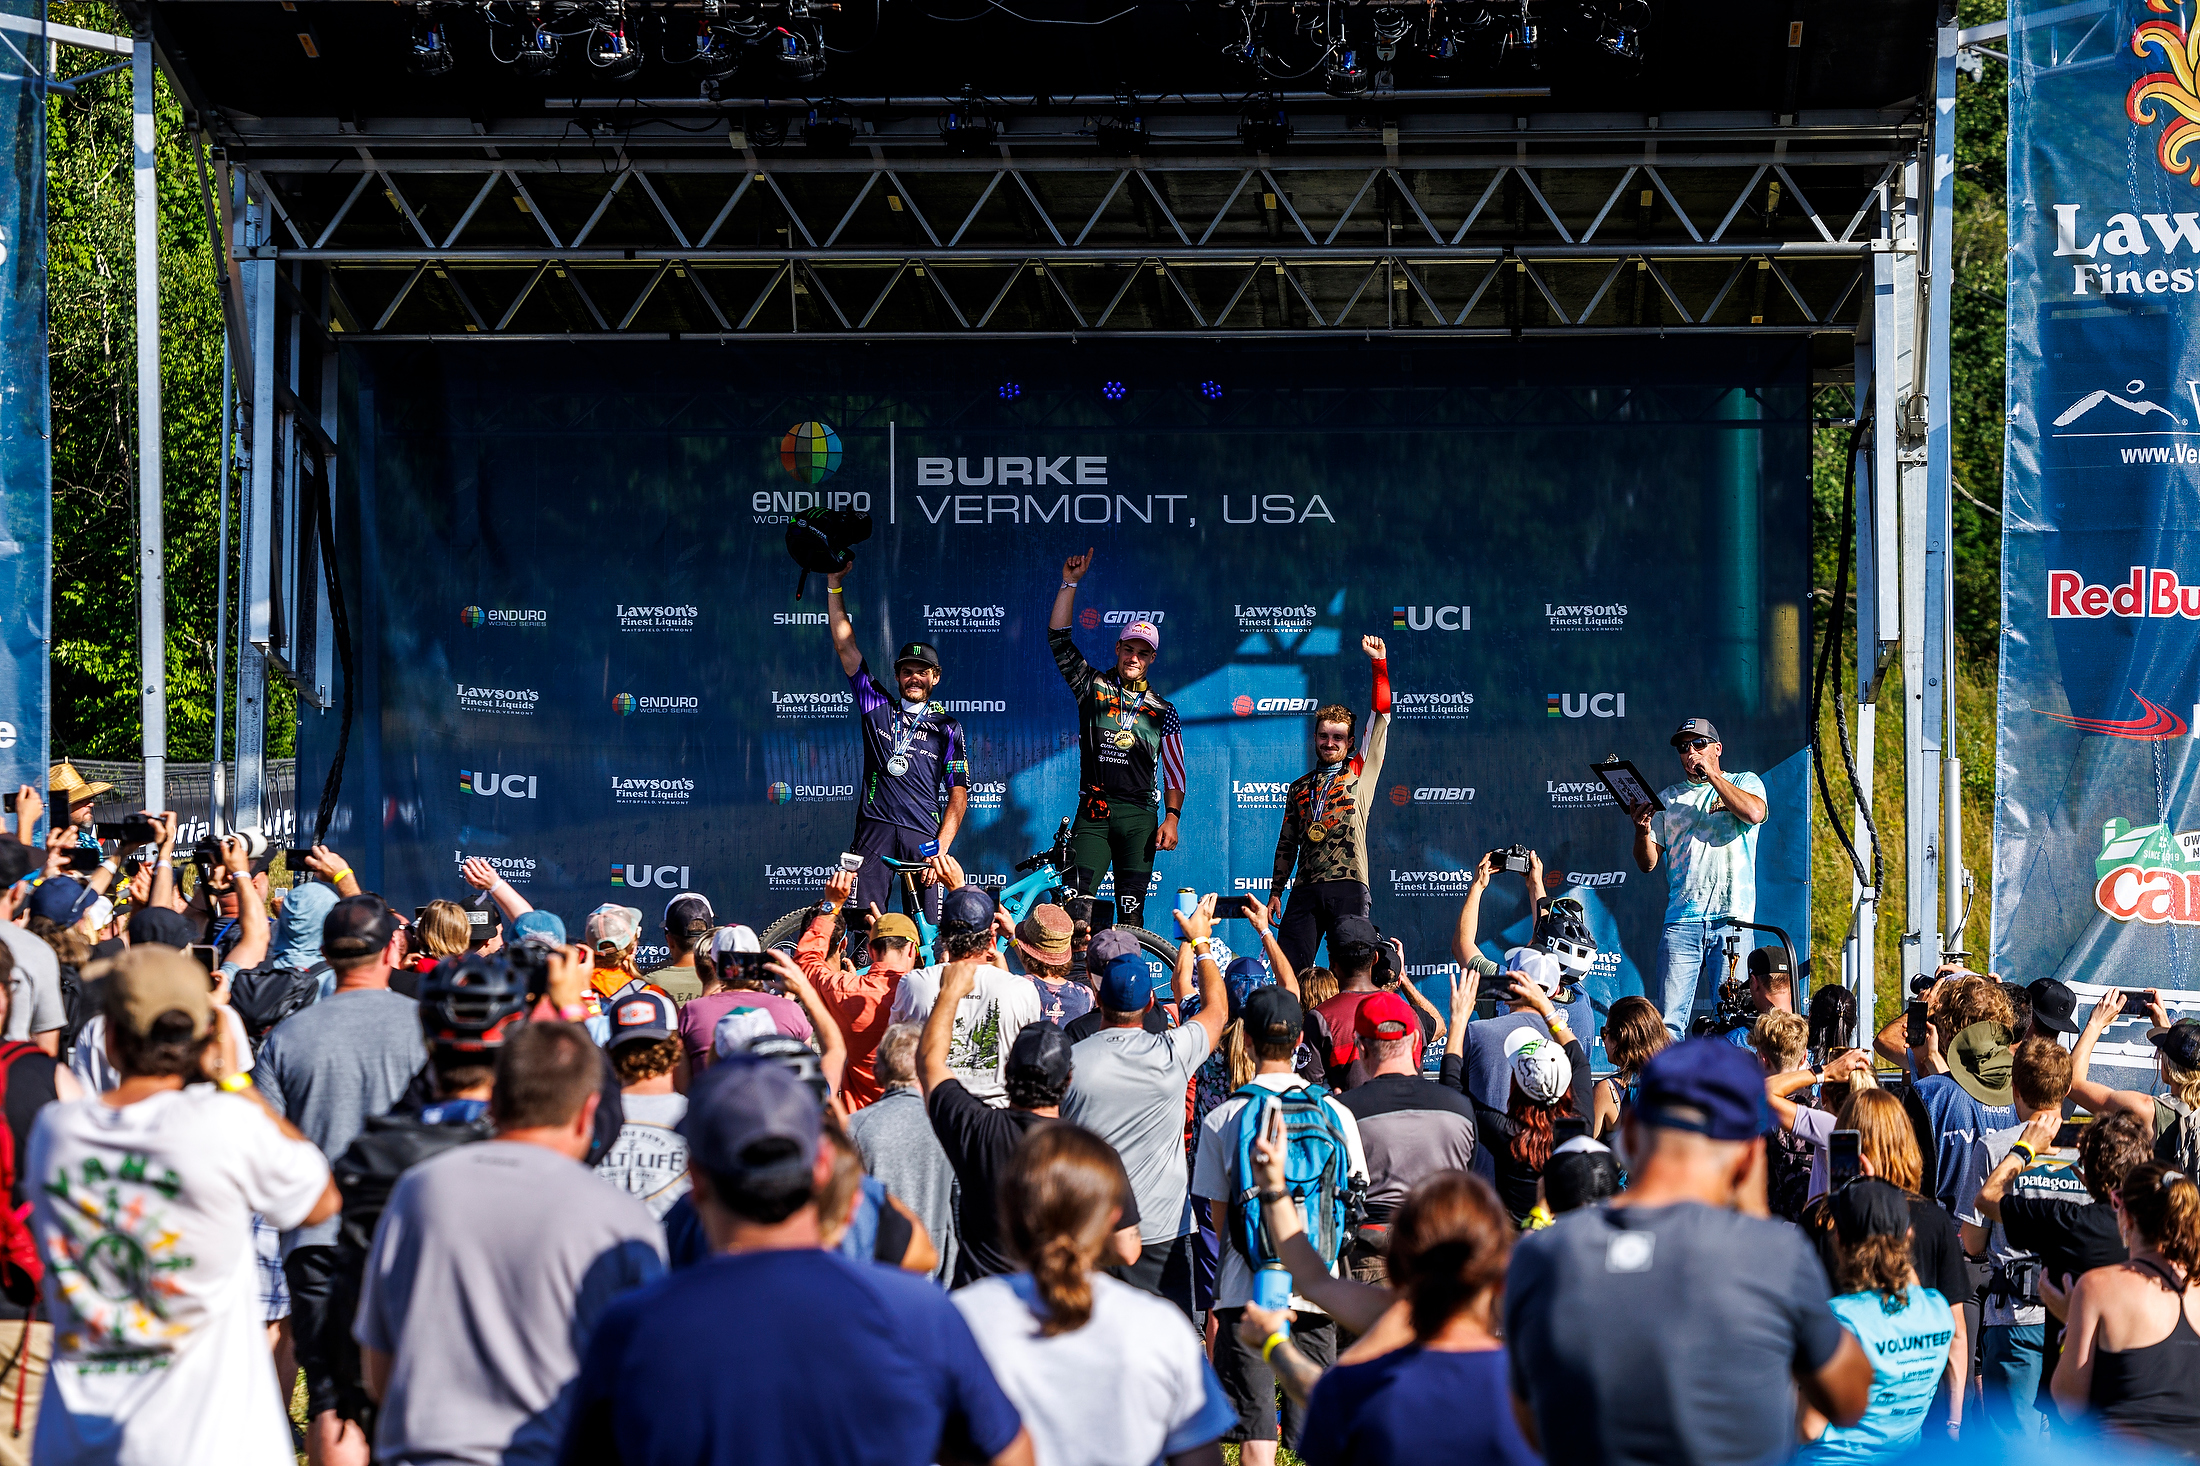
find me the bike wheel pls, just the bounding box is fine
[1120,925,1180,972]
[758,907,814,957]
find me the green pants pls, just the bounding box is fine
[1067,802,1158,925]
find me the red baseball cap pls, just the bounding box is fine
[1353,990,1416,1041]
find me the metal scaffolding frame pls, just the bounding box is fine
[134,10,1970,1013]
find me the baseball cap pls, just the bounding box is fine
[1095,950,1157,1012]
[2028,977,2080,1035]
[1118,620,1160,651]
[608,989,676,1049]
[509,909,567,945]
[678,1054,822,1182]
[28,877,96,927]
[1007,1022,1074,1090]
[708,925,763,962]
[1830,1177,1912,1246]
[2152,1017,2200,1073]
[1670,716,1722,747]
[1354,990,1416,1041]
[1015,904,1074,966]
[940,885,997,937]
[1545,1140,1621,1214]
[87,945,213,1042]
[1331,915,1381,959]
[126,906,197,950]
[1087,928,1141,966]
[870,913,919,946]
[663,893,715,938]
[894,641,942,671]
[1635,1038,1772,1141]
[712,1006,778,1057]
[1244,986,1304,1049]
[586,904,642,954]
[1504,1026,1572,1104]
[322,894,402,960]
[1501,946,1563,997]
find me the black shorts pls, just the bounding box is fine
[1213,1305,1336,1446]
[283,1244,346,1420]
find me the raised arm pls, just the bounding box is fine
[917,961,978,1100]
[1452,855,1495,968]
[1631,802,1660,874]
[772,952,846,1095]
[1243,895,1296,998]
[1446,968,1479,1069]
[1178,897,1229,1049]
[1247,1105,1392,1334]
[1049,548,1093,631]
[145,811,179,908]
[824,569,863,676]
[2069,990,2159,1120]
[220,835,271,972]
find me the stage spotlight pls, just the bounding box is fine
[1372,12,1408,61]
[1000,382,1022,400]
[942,91,999,154]
[772,26,826,81]
[690,20,741,80]
[588,10,643,80]
[407,6,456,77]
[515,17,561,76]
[1102,381,1127,401]
[1238,98,1290,150]
[1200,380,1223,400]
[1598,0,1648,59]
[1324,48,1368,97]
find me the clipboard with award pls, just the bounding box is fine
[1592,757,1663,816]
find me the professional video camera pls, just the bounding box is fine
[1488,844,1534,876]
[784,505,873,600]
[1688,923,1800,1039]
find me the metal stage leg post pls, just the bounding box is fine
[1926,17,1964,960]
[1895,143,1939,994]
[236,187,273,835]
[212,331,231,833]
[132,35,164,816]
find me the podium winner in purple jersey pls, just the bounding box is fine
[826,567,970,924]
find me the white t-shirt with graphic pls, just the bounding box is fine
[28,1086,330,1466]
[889,963,1044,1106]
[595,1091,691,1218]
[1650,771,1766,923]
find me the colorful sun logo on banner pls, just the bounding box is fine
[460,605,485,628]
[2129,2,2200,182]
[612,693,637,716]
[781,421,842,484]
[767,781,794,805]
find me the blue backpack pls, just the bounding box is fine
[1227,1081,1362,1272]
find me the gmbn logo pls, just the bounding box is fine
[459,605,546,627]
[1389,785,1476,805]
[2093,818,2200,926]
[1233,696,1319,716]
[1081,609,1167,632]
[1547,693,1627,719]
[459,771,537,799]
[1392,605,1470,631]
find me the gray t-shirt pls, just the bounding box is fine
[849,1085,958,1285]
[254,986,423,1250]
[0,922,64,1039]
[1504,1201,1846,1466]
[356,1140,666,1466]
[1062,1022,1211,1244]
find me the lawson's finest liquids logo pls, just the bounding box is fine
[460,605,546,627]
[616,604,699,633]
[1392,691,1474,721]
[612,776,696,807]
[459,771,538,799]
[1545,602,1629,632]
[1233,780,1291,809]
[923,605,1007,632]
[1387,867,1478,897]
[768,863,846,890]
[455,852,536,884]
[614,693,700,716]
[773,690,855,721]
[2094,818,2200,926]
[967,780,1007,811]
[456,683,539,716]
[1548,778,1620,809]
[1235,604,1321,634]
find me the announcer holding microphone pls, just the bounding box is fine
[1631,716,1767,1040]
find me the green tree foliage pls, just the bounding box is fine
[44,1,293,764]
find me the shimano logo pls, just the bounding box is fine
[774,612,830,625]
[1232,696,1319,716]
[612,863,692,890]
[459,771,537,800]
[933,700,1006,713]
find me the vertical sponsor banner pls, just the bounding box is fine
[1999,0,2200,1076]
[320,339,1811,1019]
[0,1,48,807]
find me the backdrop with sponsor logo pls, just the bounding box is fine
[312,338,1812,1017]
[0,7,47,813]
[1999,0,2200,1078]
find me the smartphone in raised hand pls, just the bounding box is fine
[1830,1129,1863,1189]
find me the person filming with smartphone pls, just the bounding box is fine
[1630,717,1768,1040]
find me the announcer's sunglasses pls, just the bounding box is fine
[1681,738,1715,752]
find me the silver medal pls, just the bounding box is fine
[886,754,911,778]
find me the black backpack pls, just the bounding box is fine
[228,960,331,1051]
[325,1107,494,1429]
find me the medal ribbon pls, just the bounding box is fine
[887,702,931,770]
[1308,762,1347,830]
[1105,682,1148,745]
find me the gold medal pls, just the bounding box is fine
[1113,731,1135,750]
[1306,824,1328,843]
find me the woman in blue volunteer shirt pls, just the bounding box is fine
[1295,1171,1538,1466]
[1799,1178,1957,1462]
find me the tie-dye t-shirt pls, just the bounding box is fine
[1649,771,1765,923]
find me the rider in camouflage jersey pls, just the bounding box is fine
[1048,548,1184,927]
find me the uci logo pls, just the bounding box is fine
[611,863,692,890]
[459,771,537,799]
[1547,693,1626,719]
[1392,605,1470,631]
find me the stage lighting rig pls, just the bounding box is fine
[407,4,457,76]
[772,24,826,80]
[1238,96,1290,150]
[1323,47,1367,96]
[804,104,856,151]
[1095,97,1149,156]
[587,4,643,79]
[688,17,743,80]
[941,88,999,154]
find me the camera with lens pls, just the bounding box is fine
[1488,844,1534,876]
[1910,972,1937,996]
[191,828,271,872]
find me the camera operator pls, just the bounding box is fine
[43,762,112,850]
[1629,717,1768,1040]
[1704,946,1798,1048]
[825,563,970,927]
[1267,635,1390,971]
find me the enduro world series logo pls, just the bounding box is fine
[2094,818,2200,926]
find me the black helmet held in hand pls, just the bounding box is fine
[418,952,530,1054]
[785,505,874,599]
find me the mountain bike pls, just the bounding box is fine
[758,816,1183,983]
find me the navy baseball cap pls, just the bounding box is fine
[28,877,96,926]
[1007,1022,1074,1088]
[1096,950,1157,1011]
[940,885,996,937]
[1635,1038,1771,1141]
[1830,1177,1911,1246]
[1244,986,1303,1048]
[608,989,676,1048]
[678,1054,822,1181]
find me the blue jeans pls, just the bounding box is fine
[1656,916,1728,1039]
[1980,1322,2046,1440]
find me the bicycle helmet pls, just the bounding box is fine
[418,951,530,1054]
[1534,897,1597,978]
[746,1034,831,1105]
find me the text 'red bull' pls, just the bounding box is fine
[2048,567,2200,619]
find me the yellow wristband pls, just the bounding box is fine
[327,866,353,883]
[1261,1331,1287,1362]
[218,1072,252,1093]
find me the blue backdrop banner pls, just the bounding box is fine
[1998,0,2200,1078]
[0,1,49,807]
[313,339,1812,1029]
